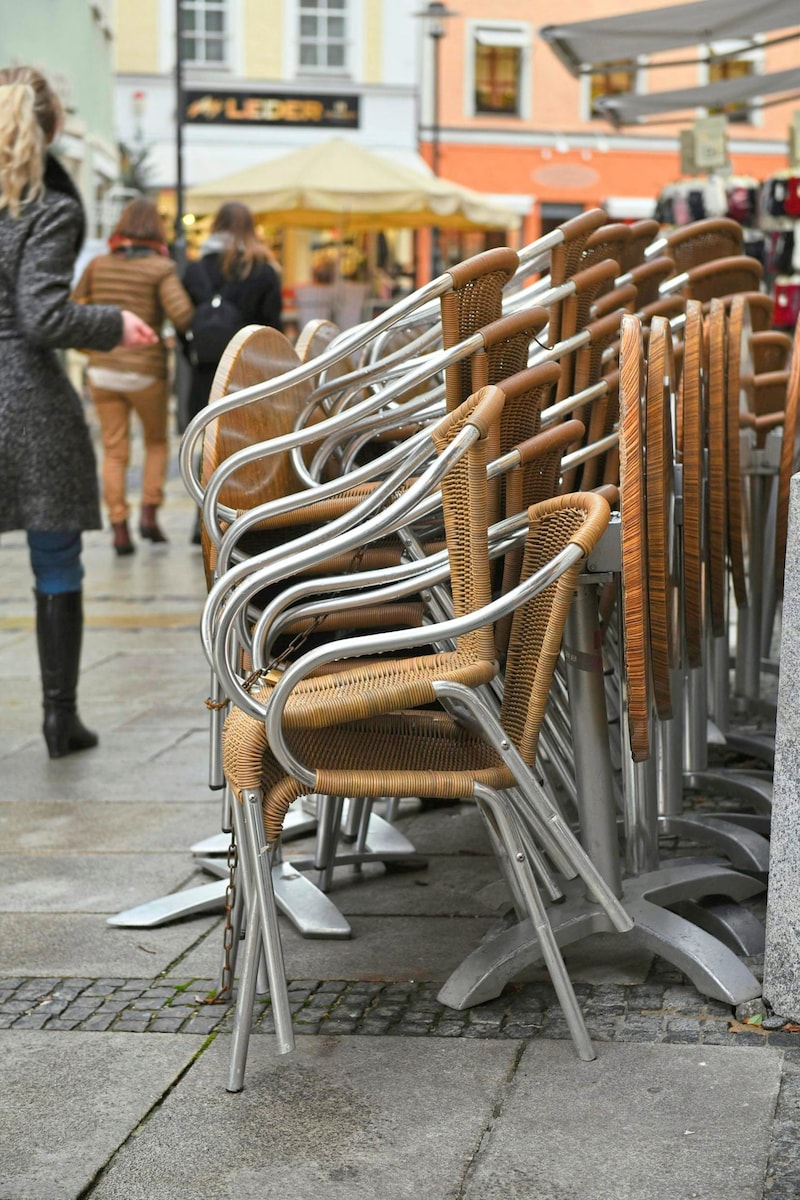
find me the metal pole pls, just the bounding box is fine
[174,0,187,270]
[431,29,442,278]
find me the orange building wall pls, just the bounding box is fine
[422,0,800,248]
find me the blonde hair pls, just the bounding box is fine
[0,67,62,218]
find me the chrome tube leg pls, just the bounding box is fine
[711,634,730,734]
[208,670,227,792]
[242,789,294,1057]
[656,704,683,820]
[743,475,765,701]
[683,665,709,772]
[563,583,623,896]
[226,885,263,1093]
[314,794,346,891]
[474,784,595,1062]
[620,702,659,875]
[760,475,778,660]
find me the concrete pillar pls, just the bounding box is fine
[763,472,800,1017]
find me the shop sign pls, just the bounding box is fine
[183,90,360,128]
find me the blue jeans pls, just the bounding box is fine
[27,531,84,595]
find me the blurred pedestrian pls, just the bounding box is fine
[73,199,194,553]
[182,201,282,543]
[0,66,156,758]
[182,201,282,421]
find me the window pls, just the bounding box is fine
[299,0,348,73]
[706,43,757,124]
[471,25,529,118]
[588,62,638,120]
[180,0,228,66]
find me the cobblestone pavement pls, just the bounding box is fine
[0,961,789,1044]
[5,959,800,1198]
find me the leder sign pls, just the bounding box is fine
[183,91,360,128]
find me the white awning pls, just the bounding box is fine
[540,0,800,75]
[596,66,800,127]
[475,28,530,49]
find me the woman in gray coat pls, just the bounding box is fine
[0,66,156,758]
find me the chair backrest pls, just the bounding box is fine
[199,325,320,585]
[620,219,660,272]
[665,218,744,272]
[683,255,764,304]
[500,492,611,765]
[750,330,792,374]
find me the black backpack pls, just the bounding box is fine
[184,257,243,368]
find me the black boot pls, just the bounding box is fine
[35,590,99,759]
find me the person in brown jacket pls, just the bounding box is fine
[73,199,194,554]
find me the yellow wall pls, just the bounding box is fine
[242,0,283,80]
[114,0,159,73]
[363,0,382,84]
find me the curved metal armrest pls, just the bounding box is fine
[179,273,456,503]
[265,538,588,783]
[199,324,494,543]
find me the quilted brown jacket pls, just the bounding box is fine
[72,249,194,379]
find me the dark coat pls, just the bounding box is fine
[0,156,122,533]
[182,251,283,422]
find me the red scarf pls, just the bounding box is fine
[108,234,169,257]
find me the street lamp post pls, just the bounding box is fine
[174,0,187,268]
[415,2,457,279]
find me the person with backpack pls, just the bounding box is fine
[73,198,194,554]
[181,201,283,543]
[182,201,283,421]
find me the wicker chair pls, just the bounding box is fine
[220,415,628,1086]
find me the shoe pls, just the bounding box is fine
[139,504,168,543]
[35,590,99,759]
[112,521,135,556]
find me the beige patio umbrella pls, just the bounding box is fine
[185,136,521,231]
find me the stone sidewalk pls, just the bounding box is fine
[0,428,797,1199]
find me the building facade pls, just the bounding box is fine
[114,0,800,280]
[0,0,122,250]
[422,0,800,245]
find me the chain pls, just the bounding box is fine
[202,832,238,1004]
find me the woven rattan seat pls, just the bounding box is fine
[775,315,800,596]
[726,296,751,609]
[680,301,707,670]
[705,300,728,640]
[644,316,679,721]
[618,314,652,761]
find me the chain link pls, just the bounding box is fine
[202,833,237,1004]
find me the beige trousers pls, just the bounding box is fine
[90,379,169,524]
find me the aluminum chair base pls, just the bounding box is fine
[437,862,764,1011]
[107,862,352,937]
[108,806,420,936]
[657,814,770,873]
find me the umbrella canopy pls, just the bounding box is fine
[596,65,800,126]
[540,0,800,75]
[185,136,522,231]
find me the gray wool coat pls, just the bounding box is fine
[0,155,123,533]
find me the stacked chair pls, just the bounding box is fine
[159,210,800,1090]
